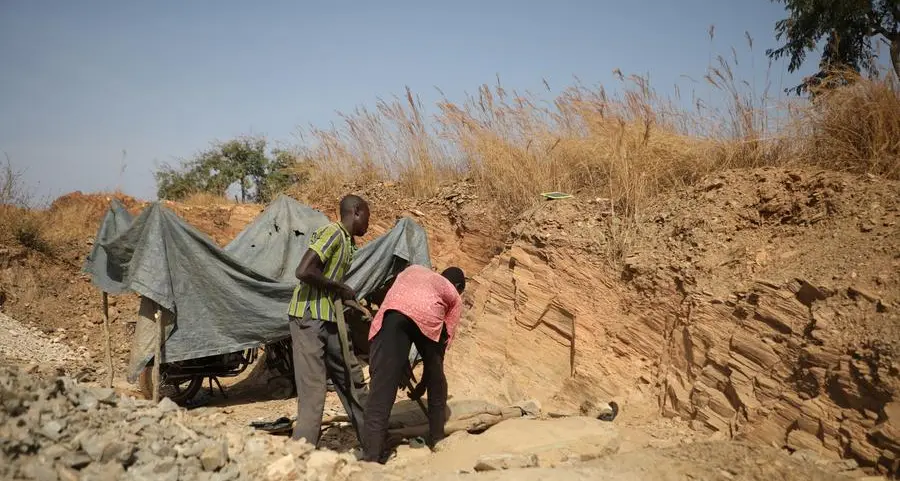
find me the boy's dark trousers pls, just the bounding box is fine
[361,310,447,463]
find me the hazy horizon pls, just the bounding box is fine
[1,1,816,203]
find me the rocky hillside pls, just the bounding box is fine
[446,167,900,476]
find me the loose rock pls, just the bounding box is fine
[200,442,229,472]
[474,452,540,471]
[0,366,364,481]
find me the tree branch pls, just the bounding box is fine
[872,23,892,38]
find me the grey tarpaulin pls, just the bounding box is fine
[223,195,330,282]
[82,199,134,295]
[82,195,431,382]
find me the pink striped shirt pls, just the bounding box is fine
[368,265,463,347]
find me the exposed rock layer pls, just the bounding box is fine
[447,168,900,476]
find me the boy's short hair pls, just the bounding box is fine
[440,266,465,291]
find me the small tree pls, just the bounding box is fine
[217,137,268,203]
[767,0,899,95]
[257,149,300,203]
[155,136,298,203]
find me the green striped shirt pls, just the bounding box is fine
[287,222,354,322]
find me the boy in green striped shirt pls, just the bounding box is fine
[288,194,370,447]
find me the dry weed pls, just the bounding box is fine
[794,73,900,179]
[181,192,239,207]
[7,38,896,267]
[288,38,799,226]
[288,56,895,237]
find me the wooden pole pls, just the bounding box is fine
[102,292,113,388]
[152,305,163,403]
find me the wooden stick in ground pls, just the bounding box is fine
[102,292,113,388]
[152,304,162,403]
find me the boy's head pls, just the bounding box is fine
[339,194,370,237]
[441,266,466,294]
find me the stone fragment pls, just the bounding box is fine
[79,462,125,481]
[41,420,66,441]
[41,444,71,461]
[266,454,300,481]
[22,459,59,481]
[514,399,542,417]
[200,442,228,472]
[212,465,240,481]
[178,440,207,458]
[787,430,836,459]
[243,437,269,457]
[60,452,92,469]
[157,397,180,413]
[304,450,346,481]
[81,433,134,464]
[848,285,879,303]
[179,456,203,473]
[55,465,80,481]
[91,388,117,405]
[474,453,539,471]
[284,440,314,459]
[730,331,779,369]
[125,457,179,481]
[433,430,472,453]
[78,392,99,411]
[149,440,177,458]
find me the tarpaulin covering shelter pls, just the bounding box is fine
[83,195,431,381]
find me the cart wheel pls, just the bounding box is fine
[137,366,203,405]
[267,375,296,400]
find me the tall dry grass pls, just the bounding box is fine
[0,160,52,255]
[794,71,900,179]
[290,39,781,220]
[10,37,898,263]
[294,86,460,200]
[1,159,136,257]
[291,50,898,231]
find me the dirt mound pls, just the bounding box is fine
[165,201,265,246]
[48,191,143,213]
[292,179,505,276]
[446,167,900,476]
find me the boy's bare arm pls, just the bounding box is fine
[295,249,355,300]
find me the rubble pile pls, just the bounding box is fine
[0,366,362,481]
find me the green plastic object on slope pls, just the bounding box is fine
[541,192,573,200]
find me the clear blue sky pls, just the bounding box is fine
[0,0,813,201]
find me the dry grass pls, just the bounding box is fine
[289,38,795,221]
[0,166,139,257]
[180,192,240,207]
[290,57,898,230]
[0,161,52,255]
[794,71,900,179]
[295,77,719,217]
[281,50,899,263]
[4,39,898,264]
